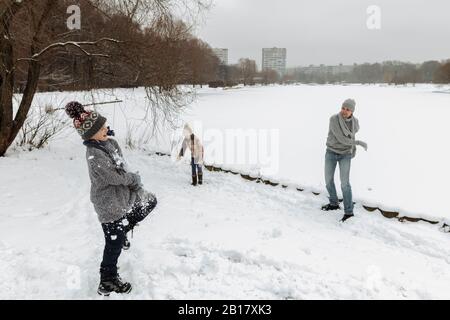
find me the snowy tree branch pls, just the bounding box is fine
[18,38,122,61]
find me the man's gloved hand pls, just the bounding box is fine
[356,140,368,151]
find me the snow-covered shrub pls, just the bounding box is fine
[124,120,153,150]
[15,104,69,151]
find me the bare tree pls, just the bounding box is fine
[261,69,280,85]
[0,0,211,156]
[238,58,257,86]
[434,61,450,84]
[184,37,219,87]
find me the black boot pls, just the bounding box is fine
[321,203,340,211]
[340,213,355,222]
[192,175,198,186]
[98,274,132,296]
[198,173,203,185]
[123,234,131,250]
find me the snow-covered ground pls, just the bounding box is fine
[184,84,450,222]
[2,83,450,299]
[2,136,450,299]
[22,83,450,222]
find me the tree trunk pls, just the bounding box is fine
[9,59,41,146]
[0,0,51,156]
[0,5,17,156]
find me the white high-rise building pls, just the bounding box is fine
[213,48,229,65]
[262,48,287,76]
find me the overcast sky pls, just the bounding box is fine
[194,0,450,68]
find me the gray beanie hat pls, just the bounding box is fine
[342,99,356,112]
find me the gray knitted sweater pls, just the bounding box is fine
[326,113,360,156]
[85,139,139,224]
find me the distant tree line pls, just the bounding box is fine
[211,58,282,87]
[210,59,450,87]
[288,60,450,85]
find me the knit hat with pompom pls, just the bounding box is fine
[65,101,107,140]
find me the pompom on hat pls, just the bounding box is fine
[65,101,107,140]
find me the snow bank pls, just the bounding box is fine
[2,138,450,299]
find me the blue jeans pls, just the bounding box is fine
[191,157,203,176]
[324,149,353,214]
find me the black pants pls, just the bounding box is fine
[100,196,157,280]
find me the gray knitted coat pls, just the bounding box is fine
[85,139,140,224]
[326,113,361,157]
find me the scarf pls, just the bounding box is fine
[338,113,357,157]
[83,139,127,173]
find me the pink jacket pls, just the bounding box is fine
[179,124,204,164]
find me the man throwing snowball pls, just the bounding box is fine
[321,99,368,222]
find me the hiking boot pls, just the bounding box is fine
[198,173,203,185]
[192,175,198,186]
[97,274,132,296]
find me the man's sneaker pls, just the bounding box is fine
[340,213,355,223]
[97,275,132,296]
[321,203,340,211]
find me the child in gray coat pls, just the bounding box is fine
[65,101,157,296]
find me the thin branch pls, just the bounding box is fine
[19,38,122,61]
[16,58,39,63]
[46,100,124,113]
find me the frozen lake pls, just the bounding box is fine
[183,84,450,220]
[27,84,450,221]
